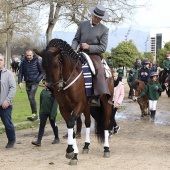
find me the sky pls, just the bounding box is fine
[127,0,170,31]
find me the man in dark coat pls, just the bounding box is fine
[18,49,43,121]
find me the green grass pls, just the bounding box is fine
[0,79,63,133]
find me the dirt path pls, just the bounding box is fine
[0,79,170,170]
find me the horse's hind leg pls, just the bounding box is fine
[104,130,110,158]
[82,106,91,154]
[82,127,90,154]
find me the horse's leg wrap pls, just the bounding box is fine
[82,128,90,154]
[73,138,79,154]
[103,130,110,158]
[66,128,74,159]
[104,130,109,148]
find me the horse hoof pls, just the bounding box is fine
[69,159,78,165]
[82,148,89,154]
[103,151,110,158]
[66,152,74,159]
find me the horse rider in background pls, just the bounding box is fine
[139,59,151,85]
[162,54,170,85]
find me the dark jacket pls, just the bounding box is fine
[18,55,43,83]
[139,68,150,84]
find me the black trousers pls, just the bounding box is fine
[110,107,118,130]
[38,113,58,140]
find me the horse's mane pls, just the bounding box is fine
[42,38,80,82]
[46,38,79,61]
[131,79,145,90]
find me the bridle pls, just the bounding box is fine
[50,52,83,91]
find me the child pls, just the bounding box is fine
[31,80,60,146]
[138,72,163,121]
[109,71,124,137]
[139,59,151,85]
[117,65,124,81]
[127,69,136,99]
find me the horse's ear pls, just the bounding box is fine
[33,49,43,58]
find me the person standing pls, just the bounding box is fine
[117,65,124,81]
[31,79,60,146]
[109,71,124,137]
[18,49,43,121]
[127,69,136,99]
[138,72,163,121]
[0,54,16,148]
[71,4,110,104]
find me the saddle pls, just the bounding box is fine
[79,52,112,78]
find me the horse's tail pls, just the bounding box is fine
[90,104,105,143]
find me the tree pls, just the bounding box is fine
[40,0,148,44]
[143,52,154,63]
[110,40,139,68]
[0,0,42,68]
[157,41,170,67]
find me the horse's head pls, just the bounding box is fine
[34,46,61,83]
[131,80,145,102]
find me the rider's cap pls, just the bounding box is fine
[89,4,109,20]
[150,72,158,77]
[129,69,134,74]
[142,59,150,65]
[166,54,170,58]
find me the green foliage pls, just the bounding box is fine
[143,52,154,63]
[110,40,139,68]
[157,41,170,67]
[102,52,111,60]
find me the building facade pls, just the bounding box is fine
[150,28,170,61]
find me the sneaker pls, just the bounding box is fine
[6,140,16,148]
[52,138,60,144]
[114,126,120,134]
[27,114,38,121]
[109,131,113,138]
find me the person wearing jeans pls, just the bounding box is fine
[26,82,39,115]
[18,49,43,121]
[0,54,16,148]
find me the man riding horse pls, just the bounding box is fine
[71,4,111,105]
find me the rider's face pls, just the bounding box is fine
[152,75,158,81]
[92,15,102,25]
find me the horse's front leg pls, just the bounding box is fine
[66,113,79,165]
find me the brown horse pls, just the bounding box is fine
[34,39,114,165]
[131,79,150,117]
